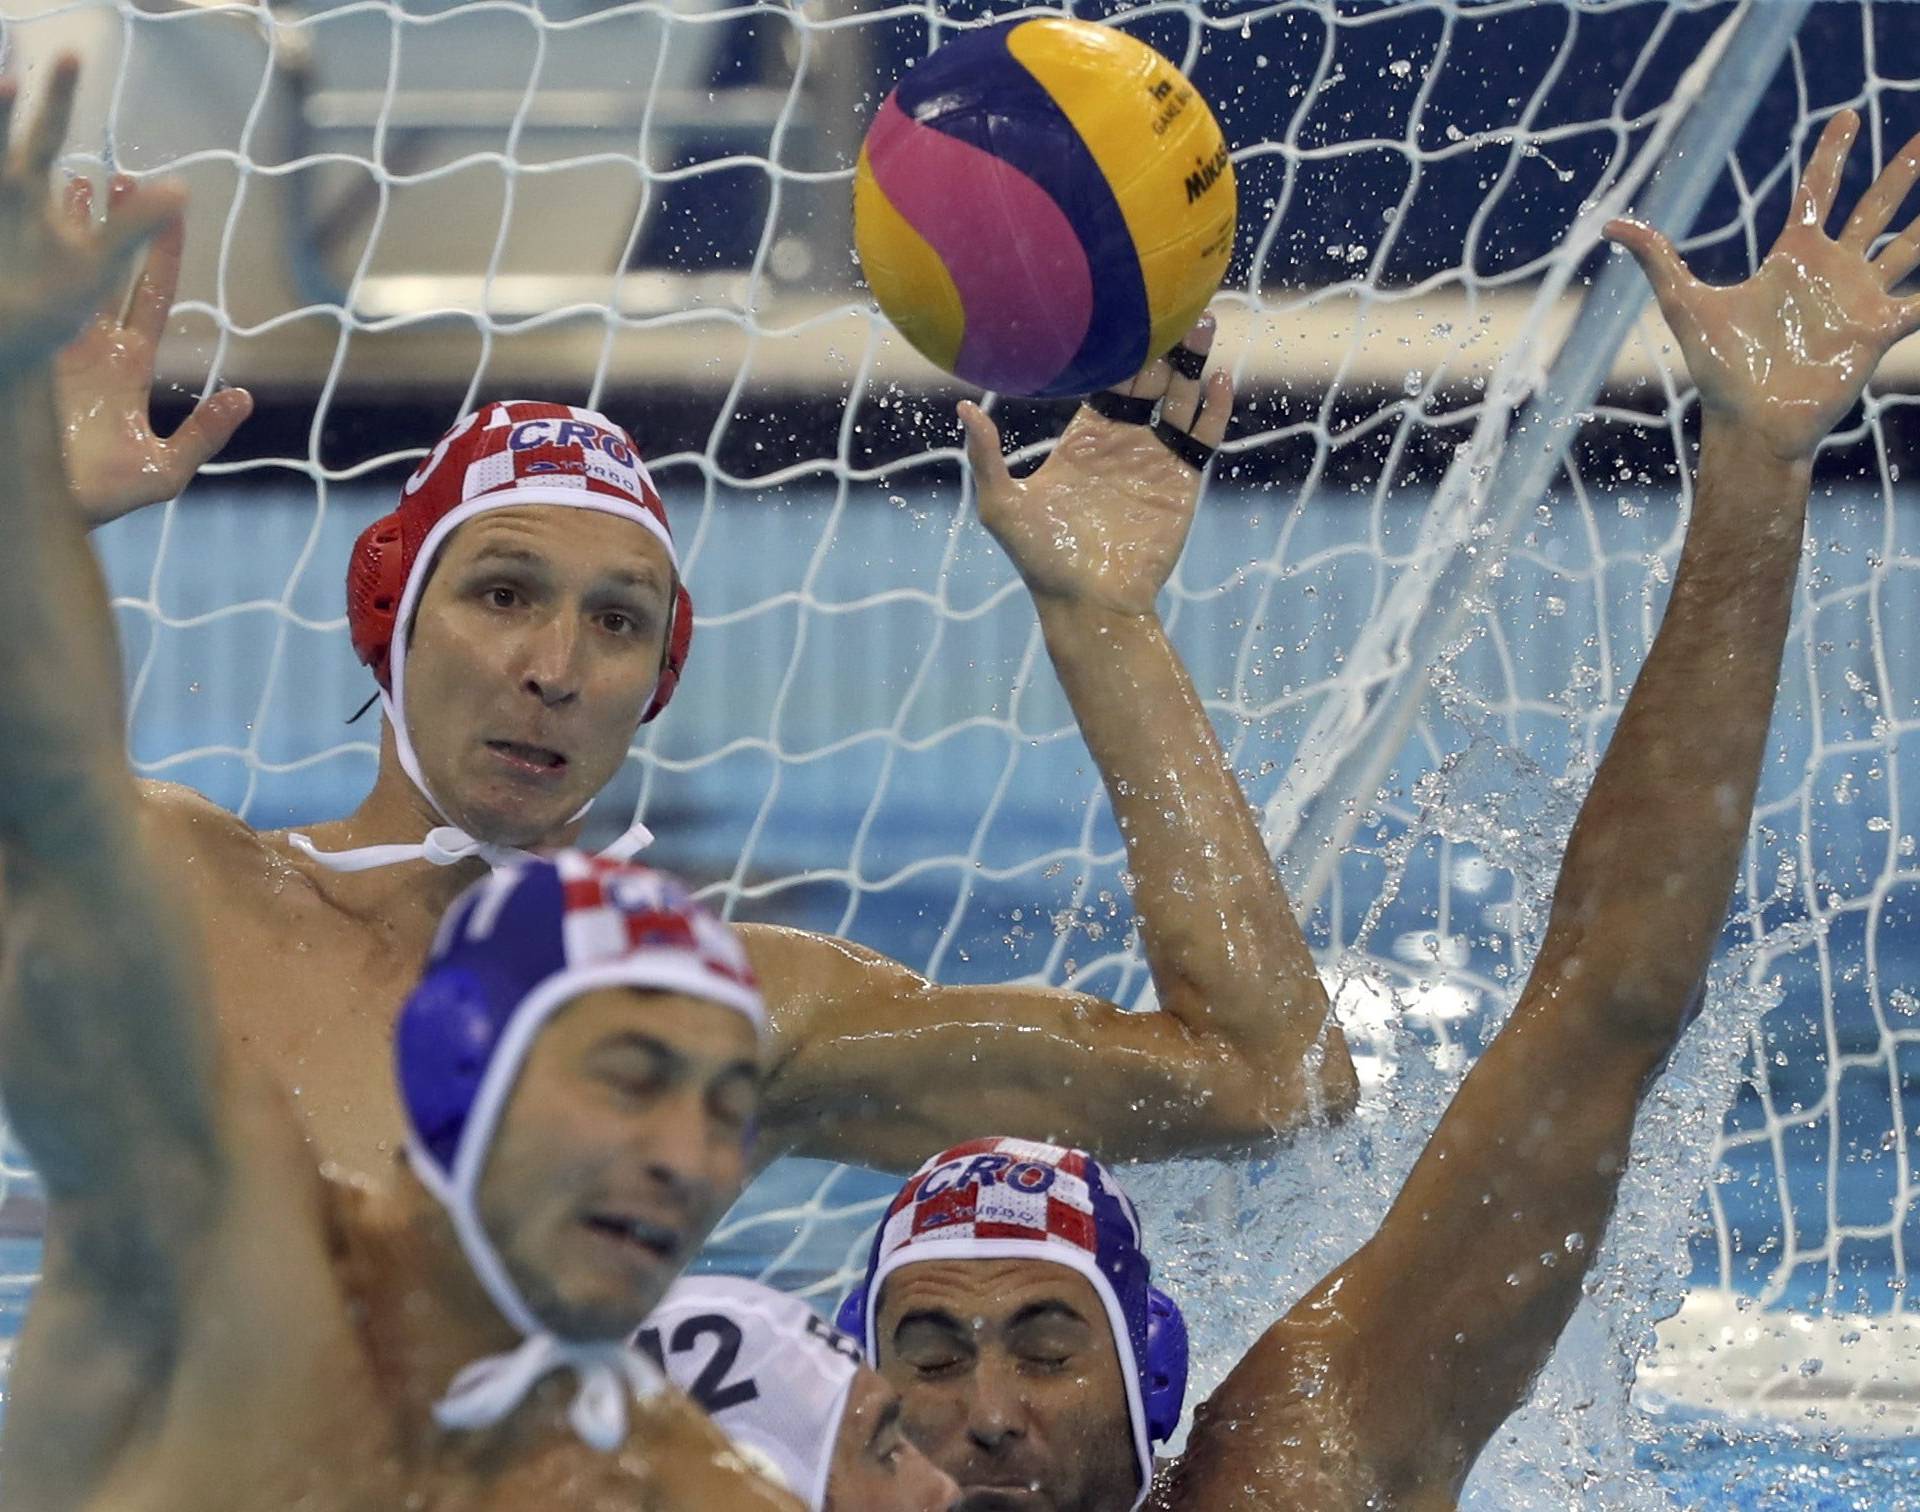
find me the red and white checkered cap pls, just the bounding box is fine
[548,852,763,1028]
[347,400,679,691]
[876,1136,1108,1257]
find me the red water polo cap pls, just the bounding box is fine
[347,401,693,723]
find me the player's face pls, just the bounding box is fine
[875,1259,1139,1512]
[478,988,758,1339]
[825,1366,962,1512]
[405,506,675,847]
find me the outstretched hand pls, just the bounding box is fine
[1607,110,1920,463]
[0,58,183,380]
[963,314,1232,617]
[55,174,252,527]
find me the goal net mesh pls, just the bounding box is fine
[5,0,1918,1467]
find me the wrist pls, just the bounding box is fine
[1697,417,1815,499]
[1699,410,1822,474]
[1032,590,1158,638]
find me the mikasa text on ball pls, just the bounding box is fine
[854,17,1237,399]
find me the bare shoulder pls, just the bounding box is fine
[133,779,321,908]
[631,1388,808,1510]
[134,778,266,870]
[5,1056,337,1511]
[1156,1307,1464,1512]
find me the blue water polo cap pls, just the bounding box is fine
[836,1137,1188,1509]
[396,850,765,1185]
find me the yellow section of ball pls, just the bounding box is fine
[1006,17,1236,364]
[853,141,967,377]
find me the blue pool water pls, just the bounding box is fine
[1642,1421,1920,1511]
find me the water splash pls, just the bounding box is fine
[1133,703,1784,1508]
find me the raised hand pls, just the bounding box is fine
[962,314,1231,617]
[1607,110,1920,463]
[0,58,183,379]
[54,174,252,527]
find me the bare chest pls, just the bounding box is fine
[197,886,423,1177]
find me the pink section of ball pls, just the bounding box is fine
[865,95,1092,394]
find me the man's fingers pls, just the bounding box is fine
[164,387,253,479]
[1109,325,1182,409]
[1604,218,1696,303]
[60,174,126,332]
[19,54,81,178]
[958,399,1013,499]
[1187,370,1232,452]
[1158,311,1216,434]
[95,177,187,266]
[1841,131,1920,253]
[125,211,186,345]
[1877,223,1920,289]
[1795,110,1859,233]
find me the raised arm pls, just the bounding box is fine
[0,60,228,1297]
[752,324,1354,1171]
[1163,112,1920,1508]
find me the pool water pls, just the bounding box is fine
[1641,1418,1920,1510]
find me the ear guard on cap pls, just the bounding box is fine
[346,512,408,683]
[832,1283,865,1345]
[835,1280,1190,1445]
[643,580,695,722]
[1140,1287,1189,1443]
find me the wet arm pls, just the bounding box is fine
[0,363,228,1283]
[747,610,1354,1171]
[0,88,238,1228]
[1168,113,1920,1508]
[748,924,1323,1172]
[1167,414,1811,1510]
[756,337,1355,1168]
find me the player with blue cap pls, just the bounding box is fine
[394,850,767,1450]
[838,1138,1186,1512]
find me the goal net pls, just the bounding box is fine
[5,0,1918,1486]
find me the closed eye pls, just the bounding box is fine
[602,1069,667,1102]
[706,1068,758,1132]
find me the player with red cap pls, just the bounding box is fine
[291,399,690,873]
[41,52,1355,1190]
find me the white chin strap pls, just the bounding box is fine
[288,819,653,875]
[289,687,653,874]
[433,1332,663,1451]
